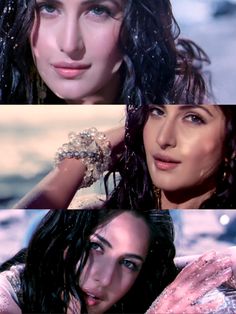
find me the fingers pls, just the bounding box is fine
[182,295,225,314]
[226,247,236,288]
[173,252,232,302]
[105,127,125,166]
[146,251,233,314]
[67,294,81,314]
[172,250,232,289]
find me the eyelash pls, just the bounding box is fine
[89,241,104,253]
[148,107,205,125]
[36,2,57,15]
[148,106,165,117]
[35,2,115,19]
[87,5,113,18]
[184,114,205,125]
[120,259,139,272]
[89,240,140,272]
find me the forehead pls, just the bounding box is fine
[34,0,124,6]
[95,212,150,254]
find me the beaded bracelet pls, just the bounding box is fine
[54,127,111,188]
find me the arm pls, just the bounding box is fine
[146,251,233,314]
[13,127,125,209]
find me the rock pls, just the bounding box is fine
[213,1,236,17]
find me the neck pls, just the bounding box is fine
[66,72,121,104]
[160,186,216,209]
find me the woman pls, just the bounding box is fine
[107,104,236,209]
[0,0,210,104]
[0,209,176,313]
[0,209,234,313]
[14,105,236,209]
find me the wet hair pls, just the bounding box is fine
[0,209,177,313]
[0,0,210,104]
[105,105,236,209]
[201,106,236,209]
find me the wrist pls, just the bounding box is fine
[55,127,111,188]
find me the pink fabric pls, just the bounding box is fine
[0,269,21,314]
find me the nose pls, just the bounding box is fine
[93,260,116,288]
[156,118,177,149]
[58,17,85,58]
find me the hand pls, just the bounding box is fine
[105,126,125,167]
[146,251,232,314]
[66,294,81,314]
[225,246,236,289]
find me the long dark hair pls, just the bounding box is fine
[0,209,177,313]
[105,105,236,209]
[0,0,210,104]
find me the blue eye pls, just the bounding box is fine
[89,241,103,253]
[121,259,139,272]
[149,106,165,117]
[185,114,205,125]
[89,5,112,17]
[36,2,57,14]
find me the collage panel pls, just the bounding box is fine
[1,0,235,104]
[1,102,236,312]
[1,0,236,312]
[0,104,235,210]
[0,105,125,209]
[1,209,236,313]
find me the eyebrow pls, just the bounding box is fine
[177,105,214,117]
[94,234,145,262]
[94,234,113,249]
[81,0,122,6]
[37,0,121,7]
[124,254,145,262]
[160,105,214,117]
[36,0,62,6]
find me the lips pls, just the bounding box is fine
[83,289,103,307]
[52,62,91,79]
[153,154,181,171]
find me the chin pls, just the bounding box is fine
[54,90,84,103]
[47,81,88,102]
[153,179,180,192]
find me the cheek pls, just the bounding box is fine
[143,120,153,152]
[201,141,224,174]
[30,12,37,44]
[88,25,121,61]
[30,17,38,57]
[30,25,46,60]
[111,274,139,304]
[182,135,224,175]
[30,14,47,57]
[30,17,56,62]
[78,254,94,288]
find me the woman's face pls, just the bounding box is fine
[30,0,124,103]
[79,211,150,314]
[143,105,226,193]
